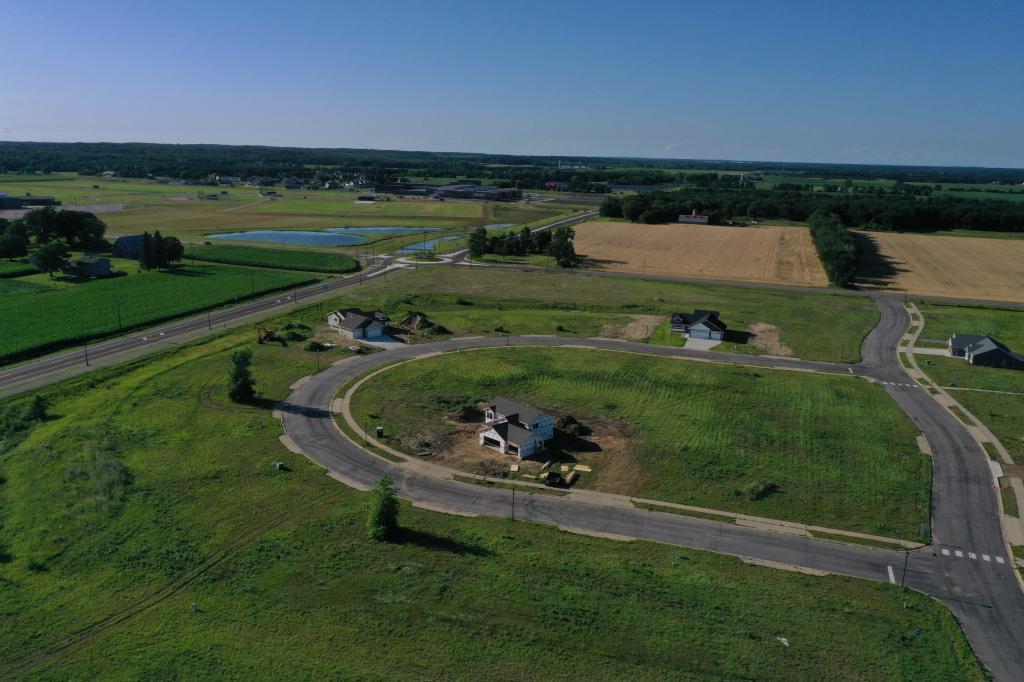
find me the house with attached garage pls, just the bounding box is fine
[62,256,112,279]
[327,308,389,340]
[478,396,554,459]
[670,310,727,340]
[948,333,1024,370]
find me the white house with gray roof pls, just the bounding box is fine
[328,307,388,340]
[478,396,553,459]
[948,333,1024,370]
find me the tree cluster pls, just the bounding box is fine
[138,230,184,270]
[808,211,857,287]
[14,207,107,249]
[0,218,28,259]
[467,224,576,267]
[601,188,1024,233]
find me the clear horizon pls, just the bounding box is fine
[3,0,1023,167]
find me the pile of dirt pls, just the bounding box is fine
[600,314,664,341]
[399,312,450,336]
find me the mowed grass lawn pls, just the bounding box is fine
[343,267,878,362]
[916,302,1024,392]
[0,260,37,277]
[184,243,359,273]
[0,264,315,362]
[954,391,1024,464]
[350,348,929,538]
[0,329,980,679]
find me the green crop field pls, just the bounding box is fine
[335,267,878,363]
[349,347,929,538]
[953,391,1024,464]
[184,243,359,273]
[0,323,980,679]
[0,264,315,363]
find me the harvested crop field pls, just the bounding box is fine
[856,232,1024,303]
[574,221,828,286]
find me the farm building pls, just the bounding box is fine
[678,209,710,225]
[112,235,145,258]
[948,334,1024,370]
[374,181,521,202]
[62,256,111,279]
[479,396,554,459]
[328,308,389,340]
[671,310,727,340]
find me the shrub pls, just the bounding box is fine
[304,340,328,352]
[367,473,400,541]
[745,480,779,501]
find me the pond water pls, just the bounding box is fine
[324,226,441,235]
[483,223,516,229]
[207,226,445,246]
[208,230,367,246]
[394,235,463,255]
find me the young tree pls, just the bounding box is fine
[31,240,69,277]
[467,226,488,259]
[139,231,154,270]
[163,236,184,266]
[226,348,256,403]
[153,230,167,269]
[548,224,577,267]
[366,473,400,541]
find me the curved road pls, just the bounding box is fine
[282,297,1024,680]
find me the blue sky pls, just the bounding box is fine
[3,0,1022,166]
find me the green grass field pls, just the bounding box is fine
[349,347,929,538]
[0,264,315,363]
[915,302,1024,392]
[184,243,359,273]
[0,322,981,679]
[0,260,37,278]
[337,267,877,363]
[0,175,564,253]
[953,391,1024,464]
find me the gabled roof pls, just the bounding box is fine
[671,310,726,331]
[967,337,1016,356]
[949,333,988,351]
[338,313,378,331]
[489,421,538,447]
[488,396,546,425]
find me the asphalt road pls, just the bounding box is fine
[281,304,1024,680]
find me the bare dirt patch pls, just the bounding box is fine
[856,231,1024,303]
[600,314,664,341]
[574,221,828,286]
[746,323,793,356]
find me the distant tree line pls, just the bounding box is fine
[467,224,577,267]
[3,141,1020,189]
[807,211,857,287]
[599,188,1024,232]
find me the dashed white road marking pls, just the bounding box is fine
[955,550,964,558]
[941,548,950,556]
[996,556,1006,564]
[969,552,978,560]
[887,565,896,584]
[983,554,991,562]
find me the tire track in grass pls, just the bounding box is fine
[3,486,346,677]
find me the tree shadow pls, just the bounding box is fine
[394,528,493,557]
[257,398,333,419]
[162,267,214,277]
[853,232,908,287]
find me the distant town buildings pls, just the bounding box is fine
[375,181,521,202]
[678,209,710,224]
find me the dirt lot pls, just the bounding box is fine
[856,231,1024,303]
[573,221,828,286]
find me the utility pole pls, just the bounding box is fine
[901,550,910,588]
[84,340,90,366]
[511,488,516,521]
[208,310,212,330]
[250,271,255,297]
[315,348,320,370]
[115,299,122,329]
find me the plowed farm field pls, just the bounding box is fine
[855,231,1024,303]
[574,221,828,286]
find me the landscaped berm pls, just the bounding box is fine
[348,346,931,540]
[572,220,829,286]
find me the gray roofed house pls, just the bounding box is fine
[327,307,386,340]
[62,256,112,279]
[670,310,727,340]
[963,337,1024,370]
[112,235,145,259]
[948,333,988,358]
[479,396,554,459]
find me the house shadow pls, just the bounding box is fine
[853,232,908,288]
[394,528,492,557]
[582,256,628,267]
[259,398,333,419]
[723,329,753,345]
